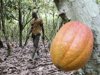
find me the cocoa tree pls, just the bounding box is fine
[54,0,100,75]
[18,0,23,47]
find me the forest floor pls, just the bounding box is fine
[0,40,75,75]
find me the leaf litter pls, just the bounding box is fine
[0,40,74,75]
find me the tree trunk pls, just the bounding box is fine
[18,0,23,47]
[0,6,1,30]
[1,0,6,35]
[54,0,100,75]
[0,20,1,30]
[0,39,4,48]
[0,0,11,56]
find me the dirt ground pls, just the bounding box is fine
[0,40,75,75]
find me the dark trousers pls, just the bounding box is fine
[31,33,41,58]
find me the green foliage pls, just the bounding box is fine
[1,0,61,44]
[96,0,100,4]
[37,0,60,42]
[1,0,34,42]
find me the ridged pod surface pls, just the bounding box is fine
[50,21,94,71]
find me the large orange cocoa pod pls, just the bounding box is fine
[50,21,94,71]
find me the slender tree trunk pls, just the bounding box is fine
[54,0,100,75]
[0,20,1,30]
[0,6,1,30]
[0,39,4,48]
[1,0,11,56]
[1,0,6,35]
[18,0,23,47]
[0,0,3,48]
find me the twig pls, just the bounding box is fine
[32,62,53,69]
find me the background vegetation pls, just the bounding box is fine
[0,0,61,46]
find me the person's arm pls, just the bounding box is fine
[41,23,44,40]
[40,23,46,49]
